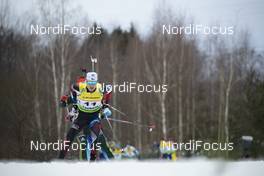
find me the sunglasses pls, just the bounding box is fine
[86,81,97,85]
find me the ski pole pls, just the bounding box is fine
[105,115,114,132]
[103,104,155,131]
[106,118,155,132]
[64,106,71,122]
[104,104,128,117]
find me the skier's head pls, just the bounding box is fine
[86,72,98,91]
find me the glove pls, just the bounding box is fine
[102,108,112,118]
[60,95,68,107]
[65,108,78,122]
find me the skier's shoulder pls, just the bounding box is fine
[101,83,113,94]
[76,76,86,90]
[78,82,86,90]
[96,83,104,93]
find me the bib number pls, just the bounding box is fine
[78,99,102,111]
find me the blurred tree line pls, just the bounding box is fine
[0,0,263,160]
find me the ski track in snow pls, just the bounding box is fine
[0,159,263,176]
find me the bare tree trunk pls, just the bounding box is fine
[161,55,167,139]
[110,41,118,141]
[159,35,168,140]
[178,44,184,143]
[191,91,196,139]
[224,55,234,157]
[191,55,196,140]
[186,89,190,138]
[59,0,66,138]
[136,93,142,150]
[133,38,142,150]
[218,69,224,144]
[160,94,167,139]
[210,75,215,134]
[33,61,43,141]
[47,81,52,138]
[50,46,61,139]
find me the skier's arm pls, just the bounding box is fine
[68,83,80,104]
[102,84,112,105]
[60,84,80,107]
[101,84,112,119]
[60,95,69,107]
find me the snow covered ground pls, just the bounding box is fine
[0,159,263,176]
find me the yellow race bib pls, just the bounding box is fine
[77,83,103,113]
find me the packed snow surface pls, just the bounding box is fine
[0,159,263,176]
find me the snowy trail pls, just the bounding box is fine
[0,159,263,176]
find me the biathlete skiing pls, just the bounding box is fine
[59,60,114,159]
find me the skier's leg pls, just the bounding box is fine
[58,112,88,159]
[90,122,114,159]
[83,127,98,161]
[59,127,80,159]
[77,134,86,160]
[90,147,97,161]
[85,130,97,161]
[82,126,90,160]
